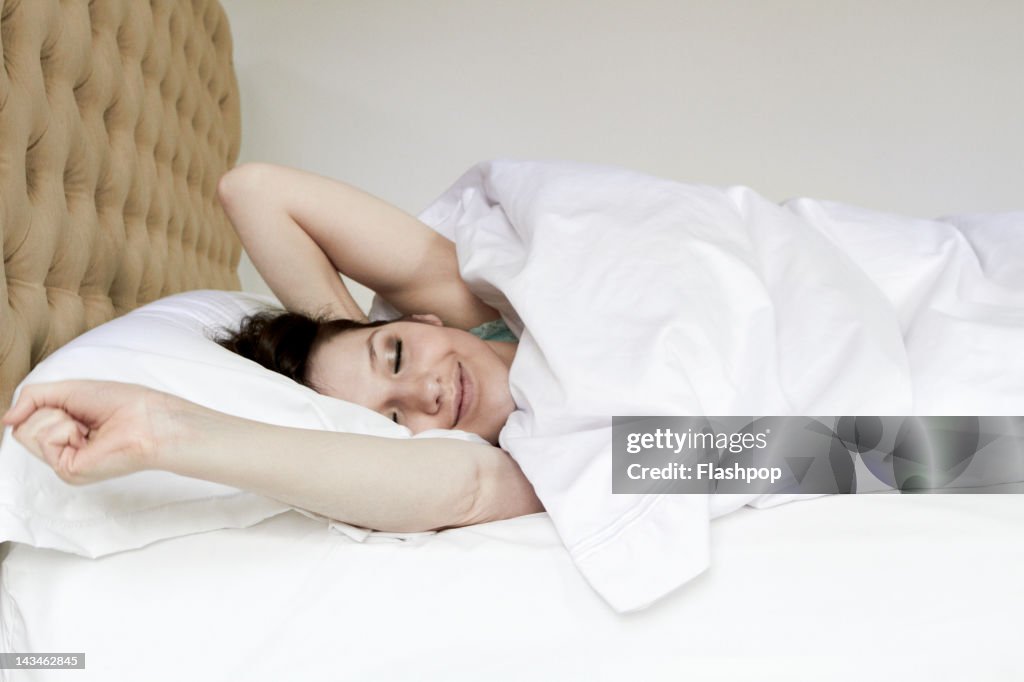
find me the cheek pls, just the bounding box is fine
[481,358,509,400]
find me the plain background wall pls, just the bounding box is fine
[218,0,1023,309]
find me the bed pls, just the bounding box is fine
[4,492,1023,681]
[2,2,1023,681]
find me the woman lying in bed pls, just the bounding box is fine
[2,163,544,533]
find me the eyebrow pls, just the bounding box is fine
[368,329,379,370]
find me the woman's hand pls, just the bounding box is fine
[2,380,179,484]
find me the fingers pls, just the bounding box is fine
[2,396,31,426]
[3,381,75,426]
[11,407,91,482]
[3,380,135,429]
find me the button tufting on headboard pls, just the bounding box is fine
[0,0,243,410]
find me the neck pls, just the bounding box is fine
[485,340,517,368]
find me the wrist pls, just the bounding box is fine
[145,392,212,473]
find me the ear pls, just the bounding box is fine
[408,313,443,327]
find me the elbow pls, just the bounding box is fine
[216,162,278,215]
[446,448,543,529]
[426,456,484,531]
[456,456,488,527]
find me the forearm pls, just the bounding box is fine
[217,163,498,329]
[5,380,542,530]
[217,165,366,320]
[158,401,482,532]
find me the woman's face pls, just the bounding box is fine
[307,314,515,445]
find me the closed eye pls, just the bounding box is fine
[390,339,403,424]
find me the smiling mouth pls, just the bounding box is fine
[454,363,464,428]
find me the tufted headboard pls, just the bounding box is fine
[0,0,242,409]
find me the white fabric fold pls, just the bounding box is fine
[373,159,1024,612]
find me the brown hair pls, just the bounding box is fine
[216,310,402,388]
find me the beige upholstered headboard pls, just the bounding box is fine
[0,0,242,409]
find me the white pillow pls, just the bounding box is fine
[0,290,483,556]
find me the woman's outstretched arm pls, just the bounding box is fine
[217,163,500,329]
[3,381,543,532]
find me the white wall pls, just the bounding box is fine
[218,0,1024,307]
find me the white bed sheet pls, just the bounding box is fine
[2,492,1022,681]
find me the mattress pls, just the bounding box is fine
[2,491,1022,681]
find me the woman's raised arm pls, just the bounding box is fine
[217,163,500,329]
[3,381,543,532]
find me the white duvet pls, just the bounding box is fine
[371,159,1024,612]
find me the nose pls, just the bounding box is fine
[394,371,443,418]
